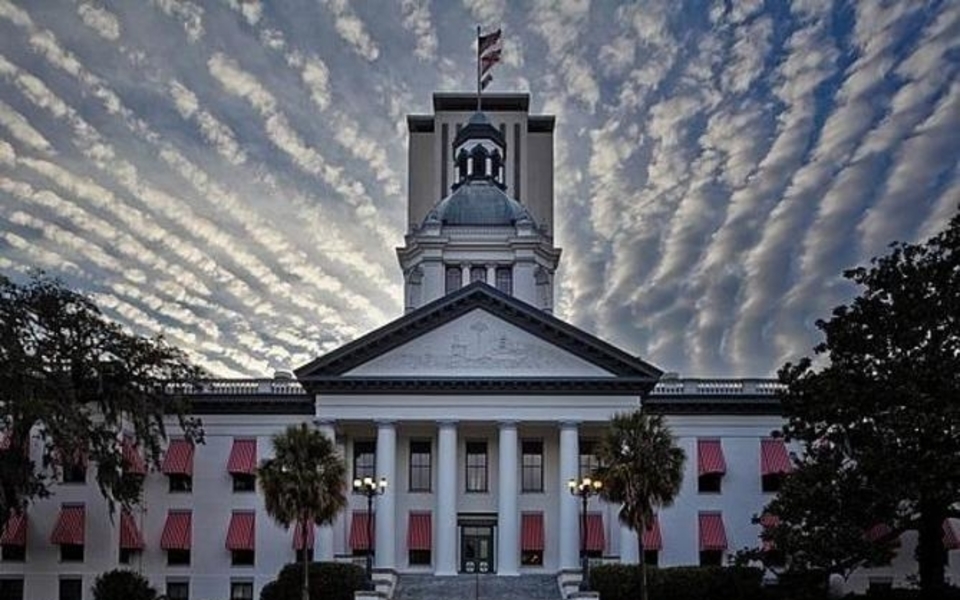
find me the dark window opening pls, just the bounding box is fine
[167,549,191,566]
[521,550,542,566]
[409,440,432,492]
[470,266,487,283]
[521,440,543,492]
[169,474,192,493]
[353,440,376,483]
[466,441,488,492]
[409,549,431,566]
[166,581,189,600]
[644,550,659,567]
[495,268,512,295]
[585,549,602,559]
[231,549,255,566]
[699,550,724,566]
[60,544,84,562]
[0,578,24,600]
[698,473,722,494]
[118,548,137,564]
[230,581,254,600]
[1,544,25,561]
[762,473,783,493]
[579,439,600,479]
[62,462,86,484]
[232,474,256,492]
[59,579,82,600]
[295,547,314,564]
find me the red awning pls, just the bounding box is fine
[120,510,145,550]
[161,511,192,550]
[293,519,314,550]
[226,511,255,551]
[760,439,792,476]
[1,511,27,546]
[227,439,257,475]
[521,512,544,552]
[643,516,662,551]
[760,514,779,551]
[584,513,605,553]
[122,437,146,475]
[697,439,726,476]
[50,505,85,545]
[699,512,727,551]
[350,511,373,551]
[944,519,959,550]
[864,523,893,542]
[161,439,194,476]
[408,512,432,551]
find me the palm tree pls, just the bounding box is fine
[259,423,347,600]
[593,410,685,600]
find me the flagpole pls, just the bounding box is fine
[476,25,482,112]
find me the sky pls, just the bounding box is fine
[0,0,957,379]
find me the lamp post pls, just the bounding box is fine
[353,476,387,590]
[568,476,603,592]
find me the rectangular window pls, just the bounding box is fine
[762,473,783,493]
[118,548,136,564]
[409,549,431,566]
[644,550,659,567]
[169,474,192,493]
[521,440,543,492]
[295,547,314,564]
[579,439,600,479]
[0,578,24,600]
[465,441,488,492]
[167,549,191,566]
[232,474,256,493]
[60,544,84,562]
[470,266,487,283]
[495,267,512,295]
[62,462,86,484]
[409,440,432,492]
[230,581,254,600]
[699,473,722,494]
[59,579,82,600]
[231,549,255,566]
[1,545,25,561]
[166,581,189,600]
[699,550,724,567]
[353,440,376,482]
[445,266,462,294]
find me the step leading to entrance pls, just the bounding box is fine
[393,574,562,600]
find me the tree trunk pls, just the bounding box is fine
[301,514,310,600]
[917,503,946,597]
[638,515,648,600]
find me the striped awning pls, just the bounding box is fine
[760,514,779,551]
[50,505,85,545]
[161,439,194,476]
[944,519,959,550]
[122,437,146,475]
[643,516,662,551]
[160,511,192,550]
[697,439,726,476]
[521,512,544,552]
[584,513,604,553]
[227,439,257,475]
[699,512,727,551]
[226,511,255,551]
[350,511,373,551]
[760,439,792,476]
[1,511,27,546]
[408,512,432,551]
[120,510,145,550]
[293,519,314,550]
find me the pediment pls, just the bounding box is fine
[346,308,614,378]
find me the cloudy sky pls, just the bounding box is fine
[0,1,957,379]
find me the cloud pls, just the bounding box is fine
[319,0,379,61]
[77,3,120,40]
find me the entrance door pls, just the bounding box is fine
[461,525,495,574]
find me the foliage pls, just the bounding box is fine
[590,565,766,600]
[593,410,686,600]
[92,569,157,600]
[259,562,366,600]
[766,209,960,593]
[258,424,347,600]
[0,273,203,518]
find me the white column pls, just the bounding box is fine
[497,421,519,576]
[486,263,496,283]
[435,420,458,575]
[315,418,337,561]
[558,421,580,570]
[461,263,471,287]
[375,421,397,570]
[620,520,639,564]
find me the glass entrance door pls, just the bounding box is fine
[461,525,495,574]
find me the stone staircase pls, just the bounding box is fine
[394,574,563,600]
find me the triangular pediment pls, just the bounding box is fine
[295,283,662,394]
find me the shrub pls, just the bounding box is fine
[92,569,157,600]
[260,562,366,600]
[591,564,766,600]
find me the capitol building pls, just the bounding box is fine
[1,91,957,600]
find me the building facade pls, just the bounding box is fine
[1,93,958,600]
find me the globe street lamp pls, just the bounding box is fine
[569,476,603,592]
[353,476,387,590]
